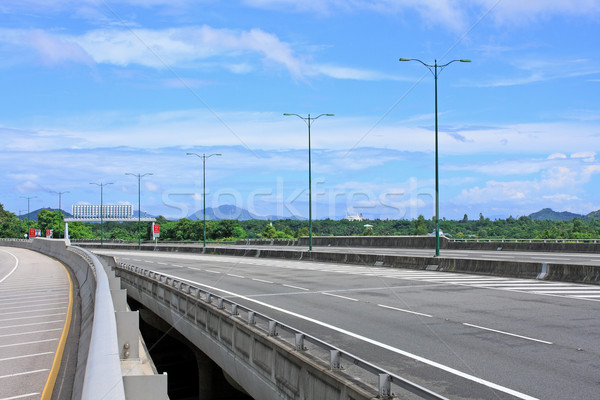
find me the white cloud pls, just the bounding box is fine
[0,26,306,77]
[548,153,567,160]
[244,0,600,31]
[571,152,595,162]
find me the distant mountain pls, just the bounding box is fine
[583,210,600,220]
[19,208,73,221]
[529,208,582,221]
[189,205,264,221]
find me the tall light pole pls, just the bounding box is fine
[187,153,221,247]
[399,58,470,257]
[20,195,37,238]
[283,113,334,251]
[90,182,113,245]
[50,190,69,239]
[126,173,153,246]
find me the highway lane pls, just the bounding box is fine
[0,247,72,400]
[97,249,600,400]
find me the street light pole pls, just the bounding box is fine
[90,182,114,246]
[399,58,470,257]
[283,113,334,251]
[19,195,37,238]
[126,173,153,246]
[187,153,222,247]
[50,191,69,239]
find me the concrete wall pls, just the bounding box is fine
[296,235,447,249]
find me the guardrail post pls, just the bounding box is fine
[248,311,255,325]
[330,350,341,369]
[205,293,212,303]
[116,311,140,360]
[217,298,224,310]
[232,304,238,316]
[295,333,305,351]
[269,321,278,336]
[378,373,391,397]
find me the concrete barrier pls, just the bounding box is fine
[297,235,447,249]
[80,241,600,284]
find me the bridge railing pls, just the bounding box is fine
[449,238,600,244]
[117,262,448,400]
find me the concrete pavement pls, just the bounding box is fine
[0,247,73,400]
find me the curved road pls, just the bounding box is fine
[97,249,600,400]
[0,247,73,400]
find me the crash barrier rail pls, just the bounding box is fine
[116,261,448,400]
[449,238,600,243]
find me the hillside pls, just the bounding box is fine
[19,208,73,221]
[528,208,582,221]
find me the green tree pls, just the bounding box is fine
[37,209,62,238]
[295,227,309,238]
[413,215,428,235]
[0,204,23,238]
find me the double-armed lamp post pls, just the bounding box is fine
[90,182,113,245]
[125,172,153,246]
[20,195,37,238]
[399,58,470,257]
[50,190,70,238]
[283,113,334,251]
[187,153,221,247]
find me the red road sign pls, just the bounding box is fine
[153,224,160,234]
[29,228,36,238]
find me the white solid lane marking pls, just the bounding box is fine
[282,284,309,291]
[321,292,358,302]
[0,313,67,323]
[462,323,553,345]
[0,369,49,379]
[0,328,63,338]
[378,304,433,318]
[0,307,67,316]
[154,269,539,400]
[0,320,64,330]
[0,338,58,348]
[227,274,245,279]
[0,352,54,362]
[0,249,19,283]
[0,393,41,400]
[205,270,221,274]
[252,278,273,284]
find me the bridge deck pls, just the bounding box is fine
[0,247,72,400]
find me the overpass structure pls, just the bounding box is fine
[64,204,155,239]
[2,236,599,399]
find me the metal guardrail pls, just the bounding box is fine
[449,238,600,244]
[117,262,448,400]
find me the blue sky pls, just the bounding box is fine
[1,0,599,221]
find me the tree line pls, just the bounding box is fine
[1,204,599,241]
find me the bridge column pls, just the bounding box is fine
[193,348,216,400]
[64,222,69,239]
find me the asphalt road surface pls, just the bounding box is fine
[0,247,72,400]
[97,249,600,400]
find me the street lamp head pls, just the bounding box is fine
[325,114,334,117]
[459,59,472,63]
[283,113,292,116]
[399,58,412,62]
